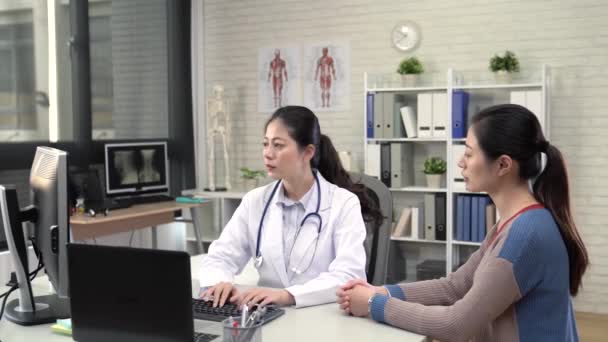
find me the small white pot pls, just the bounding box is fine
[401,74,418,87]
[243,178,259,190]
[494,70,513,84]
[426,174,443,188]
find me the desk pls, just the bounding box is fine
[70,201,208,253]
[0,254,427,342]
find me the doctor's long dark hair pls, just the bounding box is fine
[265,106,383,225]
[471,104,588,296]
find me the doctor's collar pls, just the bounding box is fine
[275,179,316,209]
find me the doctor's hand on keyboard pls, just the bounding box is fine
[200,282,241,308]
[236,288,295,308]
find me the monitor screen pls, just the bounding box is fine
[104,142,169,196]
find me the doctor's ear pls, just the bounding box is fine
[302,144,316,162]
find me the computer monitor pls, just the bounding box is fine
[104,142,169,197]
[0,146,71,325]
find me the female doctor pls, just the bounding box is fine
[198,106,381,309]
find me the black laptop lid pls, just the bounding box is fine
[67,244,195,342]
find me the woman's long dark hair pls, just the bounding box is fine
[265,106,383,225]
[472,104,588,296]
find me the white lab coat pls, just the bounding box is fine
[198,172,367,308]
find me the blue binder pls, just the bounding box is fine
[463,195,471,242]
[366,93,374,138]
[456,195,465,241]
[471,196,479,242]
[452,90,469,138]
[478,196,490,242]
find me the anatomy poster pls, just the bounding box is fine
[258,46,301,113]
[303,42,350,112]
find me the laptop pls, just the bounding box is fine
[67,244,222,342]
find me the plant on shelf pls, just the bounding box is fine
[240,167,265,189]
[397,57,423,87]
[423,157,446,188]
[489,50,520,83]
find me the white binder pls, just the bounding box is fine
[417,93,433,138]
[365,144,381,179]
[452,144,466,192]
[432,92,448,138]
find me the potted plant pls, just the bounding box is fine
[423,157,446,188]
[397,57,424,87]
[489,50,520,83]
[240,167,265,189]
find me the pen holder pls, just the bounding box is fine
[222,316,262,342]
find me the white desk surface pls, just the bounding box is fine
[0,255,427,342]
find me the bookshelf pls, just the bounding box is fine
[363,66,549,283]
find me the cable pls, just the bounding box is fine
[0,238,45,321]
[0,284,18,321]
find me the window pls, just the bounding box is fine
[0,8,43,141]
[89,0,170,140]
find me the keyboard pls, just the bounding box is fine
[194,332,219,342]
[113,194,175,207]
[192,299,285,324]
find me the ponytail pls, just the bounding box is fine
[533,144,589,296]
[316,134,383,225]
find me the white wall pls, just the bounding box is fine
[197,0,608,313]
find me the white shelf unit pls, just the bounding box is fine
[363,66,549,283]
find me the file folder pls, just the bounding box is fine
[432,92,448,138]
[383,93,395,138]
[463,195,471,241]
[380,144,391,187]
[365,144,381,179]
[435,193,446,241]
[424,193,436,240]
[373,93,384,138]
[452,90,469,138]
[456,195,465,241]
[366,93,374,138]
[417,93,433,138]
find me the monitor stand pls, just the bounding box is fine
[5,294,70,326]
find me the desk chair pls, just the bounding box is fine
[350,172,392,285]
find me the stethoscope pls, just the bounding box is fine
[254,171,322,275]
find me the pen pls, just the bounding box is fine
[240,304,249,328]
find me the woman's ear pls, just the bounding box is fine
[495,154,513,177]
[303,144,316,163]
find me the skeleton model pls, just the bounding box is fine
[207,85,231,191]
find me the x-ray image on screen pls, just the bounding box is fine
[138,149,161,183]
[105,142,169,196]
[114,151,139,185]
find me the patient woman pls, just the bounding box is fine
[337,104,588,342]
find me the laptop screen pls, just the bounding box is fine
[67,244,199,342]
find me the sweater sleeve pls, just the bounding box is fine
[397,247,484,306]
[371,256,521,342]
